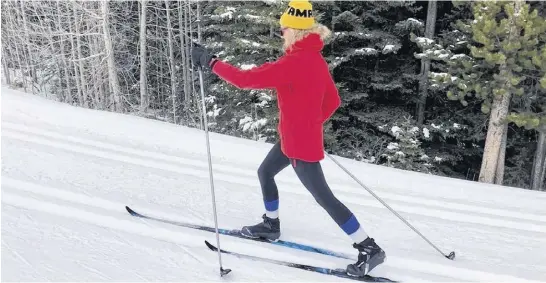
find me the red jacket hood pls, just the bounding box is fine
[286,33,324,54]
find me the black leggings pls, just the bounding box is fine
[257,142,354,227]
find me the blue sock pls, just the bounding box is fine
[341,214,368,244]
[264,199,279,218]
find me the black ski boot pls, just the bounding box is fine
[346,237,386,277]
[241,214,280,241]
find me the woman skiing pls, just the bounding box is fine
[191,0,385,277]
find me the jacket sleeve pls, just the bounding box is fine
[211,56,291,90]
[322,75,341,122]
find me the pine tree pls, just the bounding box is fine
[412,0,546,185]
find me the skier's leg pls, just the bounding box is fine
[291,159,385,276]
[241,142,290,240]
[257,141,290,218]
[290,159,366,242]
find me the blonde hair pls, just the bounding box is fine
[283,23,331,51]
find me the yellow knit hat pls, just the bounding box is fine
[279,0,315,30]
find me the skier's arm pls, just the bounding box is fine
[322,75,341,122]
[211,57,292,90]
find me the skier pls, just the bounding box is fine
[191,0,385,277]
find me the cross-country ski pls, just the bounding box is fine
[204,240,397,282]
[125,205,354,260]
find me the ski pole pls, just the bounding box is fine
[197,66,232,276]
[325,152,456,260]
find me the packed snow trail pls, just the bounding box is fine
[2,86,546,282]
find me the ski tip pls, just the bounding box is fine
[205,240,218,251]
[125,206,138,216]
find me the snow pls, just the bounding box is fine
[451,54,467,60]
[423,128,430,138]
[219,11,234,19]
[391,125,401,135]
[407,18,423,26]
[387,142,399,150]
[2,86,546,282]
[416,37,434,45]
[240,64,257,70]
[383,45,396,52]
[205,95,216,104]
[207,105,222,118]
[355,48,377,55]
[210,42,224,48]
[241,14,260,20]
[240,39,261,47]
[431,123,442,129]
[239,116,253,126]
[240,116,267,132]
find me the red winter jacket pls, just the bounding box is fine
[212,33,341,162]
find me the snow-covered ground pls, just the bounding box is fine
[2,86,546,282]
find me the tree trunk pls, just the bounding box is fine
[539,150,546,191]
[102,0,123,112]
[187,0,199,128]
[416,0,437,125]
[165,0,177,123]
[8,3,28,92]
[19,0,37,91]
[139,0,149,113]
[185,0,193,101]
[74,3,89,108]
[57,0,73,104]
[44,20,63,101]
[178,0,190,106]
[69,5,83,105]
[91,31,104,109]
[197,2,201,43]
[194,1,203,129]
[479,87,512,183]
[531,130,546,190]
[494,123,508,185]
[2,46,11,85]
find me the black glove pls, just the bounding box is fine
[191,43,217,70]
